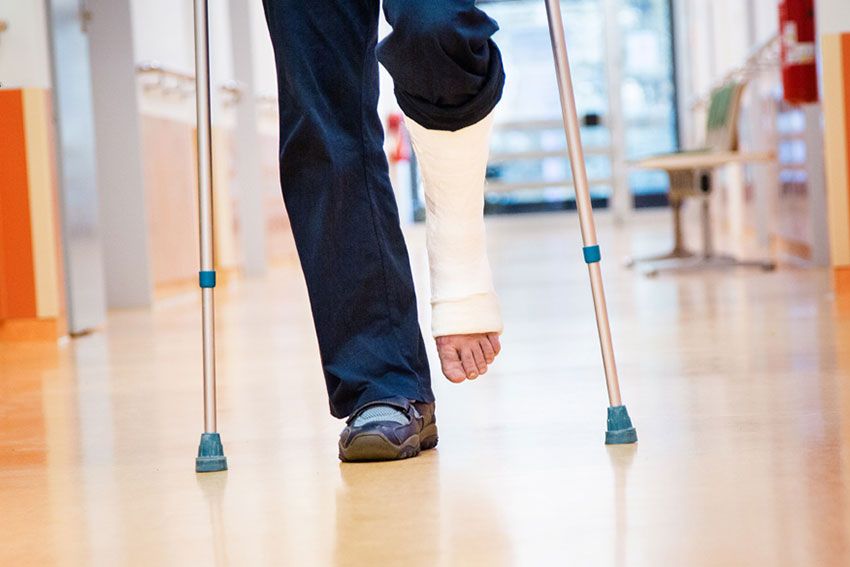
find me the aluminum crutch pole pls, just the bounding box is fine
[544,0,637,444]
[194,0,228,472]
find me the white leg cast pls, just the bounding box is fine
[404,112,503,338]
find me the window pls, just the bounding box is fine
[410,0,678,216]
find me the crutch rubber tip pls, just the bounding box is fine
[605,405,638,445]
[196,432,228,473]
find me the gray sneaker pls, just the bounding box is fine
[338,398,438,462]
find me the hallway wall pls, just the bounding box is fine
[0,0,52,89]
[817,0,850,292]
[0,1,67,340]
[673,0,831,266]
[128,0,296,288]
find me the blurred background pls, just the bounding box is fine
[1,0,847,334]
[3,1,850,565]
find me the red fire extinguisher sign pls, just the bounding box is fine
[779,0,819,104]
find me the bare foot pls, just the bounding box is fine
[435,332,502,383]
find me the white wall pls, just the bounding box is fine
[710,1,750,78]
[129,0,236,124]
[752,0,779,44]
[249,2,276,97]
[209,0,234,85]
[129,0,233,81]
[90,0,153,308]
[685,0,779,96]
[674,0,780,144]
[0,0,52,88]
[130,0,194,73]
[817,0,850,36]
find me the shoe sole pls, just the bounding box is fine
[338,422,439,463]
[339,433,421,463]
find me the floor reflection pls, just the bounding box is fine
[333,451,512,566]
[608,445,637,567]
[2,212,850,565]
[197,472,230,567]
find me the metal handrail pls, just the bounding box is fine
[690,34,780,111]
[493,118,571,130]
[256,93,278,113]
[484,116,616,196]
[136,61,243,106]
[137,60,194,82]
[487,178,614,193]
[490,148,611,161]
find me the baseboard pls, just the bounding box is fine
[0,317,66,342]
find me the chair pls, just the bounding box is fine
[628,81,776,276]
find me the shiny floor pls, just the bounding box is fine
[2,211,850,566]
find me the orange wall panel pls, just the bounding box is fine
[0,90,37,319]
[822,34,850,277]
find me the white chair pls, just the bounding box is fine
[629,81,776,276]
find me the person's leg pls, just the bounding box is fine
[378,0,506,382]
[261,0,434,418]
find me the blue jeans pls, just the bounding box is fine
[261,0,505,418]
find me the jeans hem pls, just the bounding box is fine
[331,383,437,419]
[394,43,506,132]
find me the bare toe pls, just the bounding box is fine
[436,339,466,383]
[487,332,502,356]
[471,342,488,374]
[460,347,479,380]
[479,336,495,363]
[436,333,501,382]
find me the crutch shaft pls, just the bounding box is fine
[192,0,228,471]
[194,0,217,434]
[589,264,622,407]
[202,289,217,432]
[544,0,623,408]
[544,0,597,247]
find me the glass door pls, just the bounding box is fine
[618,0,679,206]
[409,0,678,217]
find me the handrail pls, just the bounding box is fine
[136,61,243,106]
[256,93,278,109]
[137,60,194,83]
[690,34,780,111]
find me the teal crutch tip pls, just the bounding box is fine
[605,405,637,445]
[196,432,228,472]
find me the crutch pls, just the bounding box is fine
[193,0,228,472]
[544,0,637,444]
